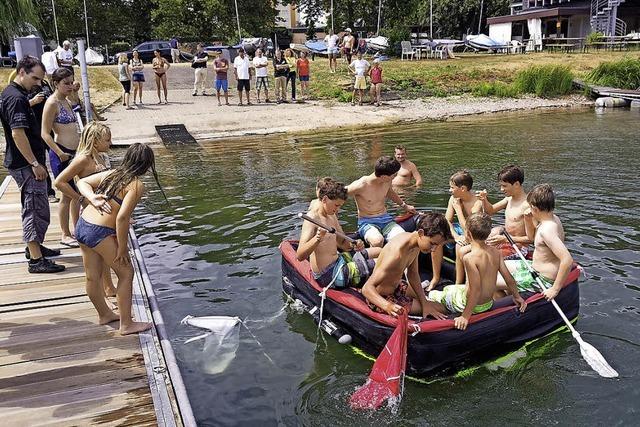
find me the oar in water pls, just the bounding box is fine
[501,230,619,378]
[297,213,355,243]
[350,311,408,410]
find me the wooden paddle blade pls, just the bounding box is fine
[580,340,619,378]
[349,313,408,410]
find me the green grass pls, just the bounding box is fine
[586,57,640,89]
[513,64,574,97]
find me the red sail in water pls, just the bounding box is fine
[349,312,408,410]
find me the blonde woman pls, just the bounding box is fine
[54,122,117,298]
[152,50,170,104]
[41,67,81,247]
[284,48,297,102]
[118,53,133,109]
[130,50,145,104]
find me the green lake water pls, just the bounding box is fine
[130,108,639,425]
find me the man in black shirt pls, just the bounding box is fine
[192,44,208,96]
[0,56,65,273]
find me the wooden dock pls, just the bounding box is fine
[574,79,640,101]
[0,176,193,426]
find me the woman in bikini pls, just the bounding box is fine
[152,49,170,104]
[75,143,158,335]
[41,67,82,247]
[54,122,117,299]
[130,50,145,104]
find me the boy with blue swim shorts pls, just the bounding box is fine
[347,156,416,248]
[297,177,381,289]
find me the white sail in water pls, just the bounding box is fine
[181,315,241,375]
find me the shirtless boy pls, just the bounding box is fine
[362,213,451,318]
[429,170,484,288]
[391,145,423,188]
[297,178,380,289]
[503,184,574,301]
[428,213,527,330]
[347,156,416,247]
[477,165,531,260]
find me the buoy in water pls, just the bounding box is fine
[595,97,630,108]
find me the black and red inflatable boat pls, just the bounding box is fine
[279,225,582,376]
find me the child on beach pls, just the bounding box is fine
[369,59,383,107]
[502,184,574,301]
[429,170,484,288]
[477,165,532,260]
[75,143,158,335]
[54,122,116,299]
[213,53,230,106]
[428,213,527,330]
[297,51,310,101]
[347,156,416,248]
[348,52,370,106]
[362,212,451,318]
[297,178,380,288]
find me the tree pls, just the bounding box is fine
[1,0,39,42]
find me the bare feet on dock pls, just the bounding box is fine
[99,311,120,325]
[120,321,152,335]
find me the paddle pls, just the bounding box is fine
[501,230,619,378]
[350,311,408,410]
[298,213,356,243]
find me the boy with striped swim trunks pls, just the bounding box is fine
[347,156,416,248]
[297,178,381,289]
[428,213,527,330]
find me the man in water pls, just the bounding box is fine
[392,145,423,188]
[347,156,416,247]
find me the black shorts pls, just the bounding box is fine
[120,80,131,94]
[237,79,250,92]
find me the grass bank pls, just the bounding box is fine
[0,67,121,110]
[308,51,639,101]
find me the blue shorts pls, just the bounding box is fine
[299,75,309,82]
[49,145,77,192]
[445,222,464,251]
[357,213,404,242]
[328,47,338,55]
[215,79,228,92]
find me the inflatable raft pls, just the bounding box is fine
[279,221,581,376]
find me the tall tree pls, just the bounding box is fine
[1,0,39,42]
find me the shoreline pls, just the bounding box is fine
[107,93,594,146]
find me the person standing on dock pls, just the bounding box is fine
[0,56,66,273]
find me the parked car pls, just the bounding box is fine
[117,40,172,62]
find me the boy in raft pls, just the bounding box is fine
[347,156,416,248]
[428,213,527,330]
[297,178,381,289]
[428,170,484,289]
[477,165,532,260]
[502,184,574,301]
[362,213,451,318]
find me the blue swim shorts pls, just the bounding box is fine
[299,75,309,81]
[313,250,375,289]
[215,79,228,92]
[357,213,404,242]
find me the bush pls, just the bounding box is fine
[472,81,520,98]
[110,41,130,54]
[586,32,604,45]
[381,26,410,56]
[586,57,640,90]
[513,64,573,97]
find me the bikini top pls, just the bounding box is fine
[55,101,77,125]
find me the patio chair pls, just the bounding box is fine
[433,45,446,59]
[401,41,416,60]
[511,40,524,54]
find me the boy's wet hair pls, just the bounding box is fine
[317,177,347,201]
[374,156,401,177]
[450,170,473,190]
[394,145,406,151]
[498,165,524,185]
[416,212,452,240]
[527,183,555,212]
[466,212,492,241]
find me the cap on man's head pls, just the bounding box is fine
[373,58,380,63]
[345,28,352,33]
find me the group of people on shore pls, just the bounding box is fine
[297,147,574,329]
[1,56,157,334]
